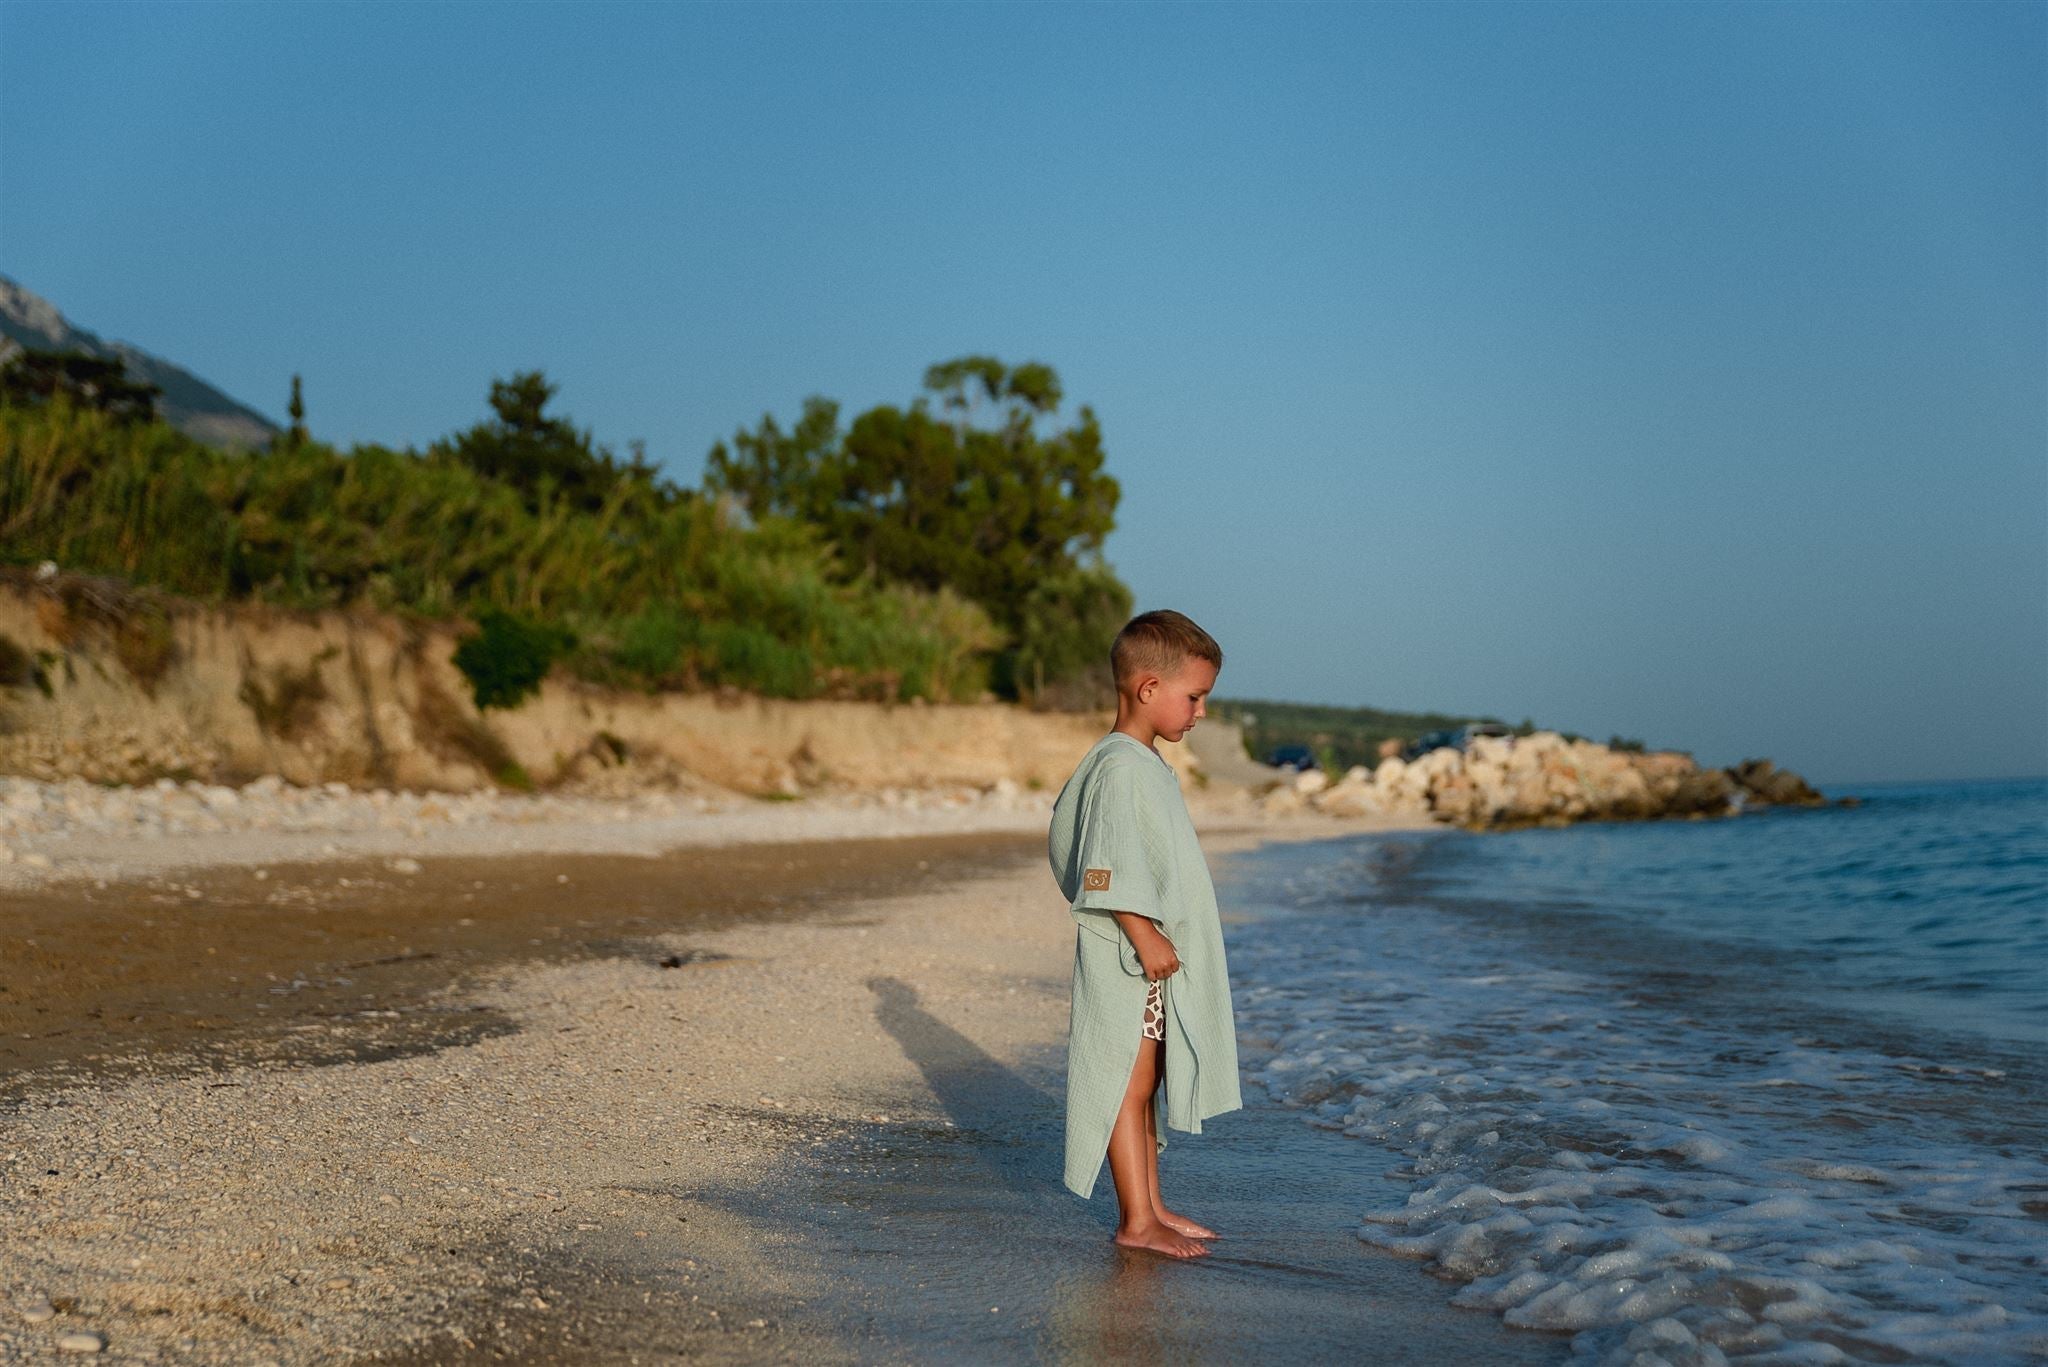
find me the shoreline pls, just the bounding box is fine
[0,809,1512,1365]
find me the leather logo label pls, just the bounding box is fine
[1083,868,1111,891]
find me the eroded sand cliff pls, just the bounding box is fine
[0,572,1160,797]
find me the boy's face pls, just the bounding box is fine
[1135,658,1219,744]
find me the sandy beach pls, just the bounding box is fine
[0,786,1575,1364]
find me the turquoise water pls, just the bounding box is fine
[1426,777,2047,1045]
[1223,778,2048,1364]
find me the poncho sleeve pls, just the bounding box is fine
[1064,759,1172,974]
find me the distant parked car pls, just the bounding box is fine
[1264,745,1318,772]
[1401,723,1514,763]
[1400,729,1461,763]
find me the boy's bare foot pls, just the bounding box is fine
[1113,1222,1211,1258]
[1156,1207,1219,1240]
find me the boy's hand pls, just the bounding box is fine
[1112,911,1180,981]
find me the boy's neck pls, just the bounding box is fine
[1112,698,1161,753]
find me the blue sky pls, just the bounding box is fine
[2,0,2041,785]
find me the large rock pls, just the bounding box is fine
[1258,786,1307,816]
[1728,757,1825,806]
[1428,771,1486,825]
[1312,780,1381,818]
[1181,720,1288,789]
[1666,768,1738,816]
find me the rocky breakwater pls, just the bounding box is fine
[1260,732,1829,830]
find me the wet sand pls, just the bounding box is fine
[0,824,1556,1364]
[0,833,1040,1103]
[691,983,1563,1365]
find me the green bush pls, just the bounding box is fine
[613,603,689,683]
[701,621,814,698]
[453,608,577,710]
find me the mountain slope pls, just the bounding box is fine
[0,274,279,449]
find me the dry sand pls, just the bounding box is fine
[0,799,1558,1365]
[0,780,1061,893]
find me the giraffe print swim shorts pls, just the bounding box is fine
[1141,977,1165,1041]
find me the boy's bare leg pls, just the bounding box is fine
[1143,1087,1220,1240]
[1106,1036,1208,1258]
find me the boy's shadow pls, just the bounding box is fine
[865,976,1061,1197]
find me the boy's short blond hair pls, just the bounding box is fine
[1110,610,1223,690]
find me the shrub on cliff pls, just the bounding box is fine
[453,608,577,710]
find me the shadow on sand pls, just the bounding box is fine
[866,975,1059,1196]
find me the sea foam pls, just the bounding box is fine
[1227,829,2048,1366]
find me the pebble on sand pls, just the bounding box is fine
[19,1301,54,1324]
[56,1329,107,1353]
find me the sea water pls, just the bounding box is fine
[1224,777,2047,1365]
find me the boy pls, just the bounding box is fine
[1046,609,1241,1258]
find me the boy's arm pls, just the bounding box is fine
[1111,910,1179,981]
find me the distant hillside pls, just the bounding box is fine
[0,274,278,450]
[1212,696,1518,772]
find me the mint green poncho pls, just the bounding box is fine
[1047,731,1242,1199]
